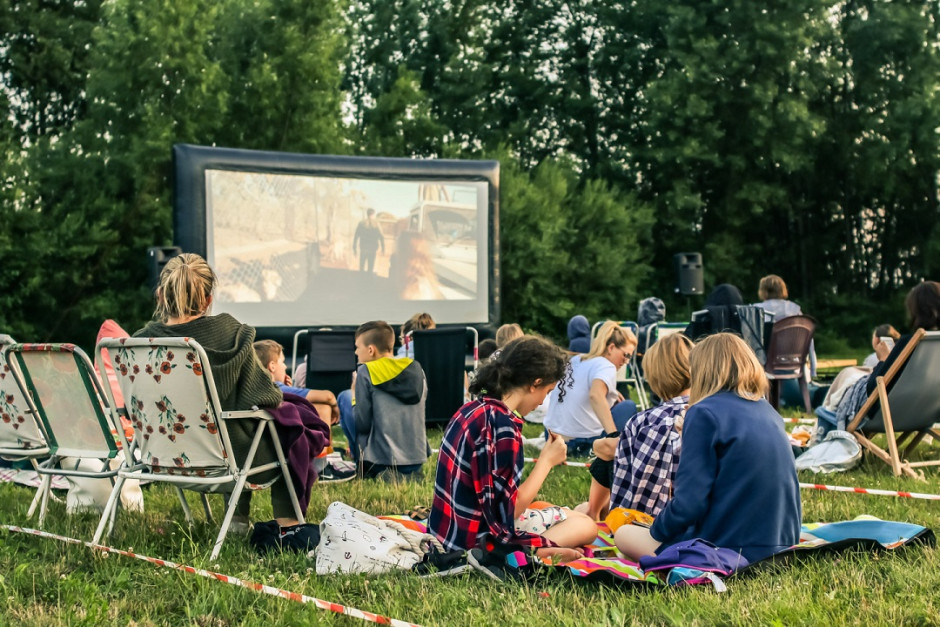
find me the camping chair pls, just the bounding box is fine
[846,329,940,479]
[3,343,126,528]
[292,329,357,396]
[688,306,772,363]
[0,340,52,517]
[764,315,816,414]
[93,337,305,560]
[591,320,649,411]
[412,328,479,424]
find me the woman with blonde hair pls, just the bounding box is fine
[544,321,638,456]
[135,253,329,553]
[614,333,801,563]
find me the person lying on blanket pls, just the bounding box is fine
[428,335,598,564]
[615,333,802,563]
[583,332,693,521]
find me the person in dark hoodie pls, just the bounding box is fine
[684,284,745,340]
[347,320,429,481]
[567,315,591,353]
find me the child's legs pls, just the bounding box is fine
[585,478,611,521]
[540,510,598,548]
[614,524,661,561]
[337,390,358,462]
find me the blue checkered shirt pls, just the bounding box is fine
[610,395,688,516]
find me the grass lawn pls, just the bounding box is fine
[1,416,939,625]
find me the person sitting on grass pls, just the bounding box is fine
[428,336,598,567]
[614,333,801,563]
[495,323,524,348]
[341,320,429,481]
[135,253,328,553]
[397,312,436,357]
[253,339,355,483]
[580,333,693,521]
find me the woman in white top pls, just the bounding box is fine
[544,321,638,456]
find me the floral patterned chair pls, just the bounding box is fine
[3,342,125,527]
[93,337,304,560]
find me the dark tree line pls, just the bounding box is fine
[1,0,938,348]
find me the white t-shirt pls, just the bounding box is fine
[544,355,618,439]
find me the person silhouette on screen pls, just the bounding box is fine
[353,208,385,273]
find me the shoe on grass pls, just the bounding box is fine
[319,460,356,483]
[249,520,321,554]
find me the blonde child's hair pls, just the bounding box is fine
[758,274,788,300]
[586,321,637,360]
[253,339,283,369]
[154,253,216,322]
[495,323,524,347]
[644,333,694,400]
[689,333,768,405]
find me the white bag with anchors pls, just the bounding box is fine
[315,501,443,575]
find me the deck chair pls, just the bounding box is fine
[0,340,52,517]
[591,320,649,411]
[764,315,816,414]
[3,343,125,528]
[412,328,479,424]
[846,329,940,479]
[93,337,305,560]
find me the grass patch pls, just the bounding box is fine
[1,418,938,625]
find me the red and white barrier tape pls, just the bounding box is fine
[798,483,940,501]
[0,525,422,627]
[782,417,816,425]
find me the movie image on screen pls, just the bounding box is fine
[173,145,499,329]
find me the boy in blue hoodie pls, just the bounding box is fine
[344,320,429,480]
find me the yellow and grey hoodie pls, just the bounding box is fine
[353,356,429,466]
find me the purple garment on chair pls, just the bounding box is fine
[265,393,330,513]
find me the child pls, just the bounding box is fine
[397,312,436,357]
[615,333,801,563]
[428,336,598,567]
[495,323,524,348]
[347,320,429,480]
[608,333,693,517]
[253,340,356,483]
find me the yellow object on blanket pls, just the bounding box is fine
[605,508,654,533]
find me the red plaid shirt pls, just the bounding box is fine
[428,397,555,552]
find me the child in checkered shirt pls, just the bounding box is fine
[428,336,598,563]
[583,333,693,520]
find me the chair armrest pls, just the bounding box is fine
[220,409,271,421]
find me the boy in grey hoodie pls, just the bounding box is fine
[351,320,429,480]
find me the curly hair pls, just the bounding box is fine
[469,335,571,403]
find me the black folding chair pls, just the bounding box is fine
[412,328,478,424]
[297,329,357,397]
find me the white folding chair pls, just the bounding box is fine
[94,337,304,559]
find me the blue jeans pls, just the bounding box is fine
[547,399,638,457]
[337,389,357,462]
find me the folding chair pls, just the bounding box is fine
[292,329,357,396]
[0,339,52,517]
[94,337,305,560]
[412,328,479,423]
[846,329,940,479]
[764,315,816,414]
[591,320,649,411]
[3,343,125,528]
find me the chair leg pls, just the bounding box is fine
[902,432,928,460]
[201,494,214,523]
[93,475,127,544]
[268,421,306,524]
[211,476,248,562]
[877,378,903,476]
[26,474,50,519]
[768,379,780,410]
[37,473,54,527]
[175,487,194,525]
[799,377,812,414]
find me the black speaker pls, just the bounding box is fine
[674,252,704,296]
[148,246,183,290]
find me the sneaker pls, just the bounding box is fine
[319,460,356,483]
[413,549,471,577]
[230,514,251,536]
[467,547,536,582]
[249,520,321,554]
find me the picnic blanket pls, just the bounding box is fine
[0,468,69,491]
[389,514,933,588]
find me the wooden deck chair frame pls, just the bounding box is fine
[591,320,649,411]
[3,343,126,528]
[93,337,305,560]
[846,329,940,479]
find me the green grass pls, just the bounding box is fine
[1,417,939,626]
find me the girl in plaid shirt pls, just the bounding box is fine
[428,336,598,563]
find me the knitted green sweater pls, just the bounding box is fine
[134,313,282,411]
